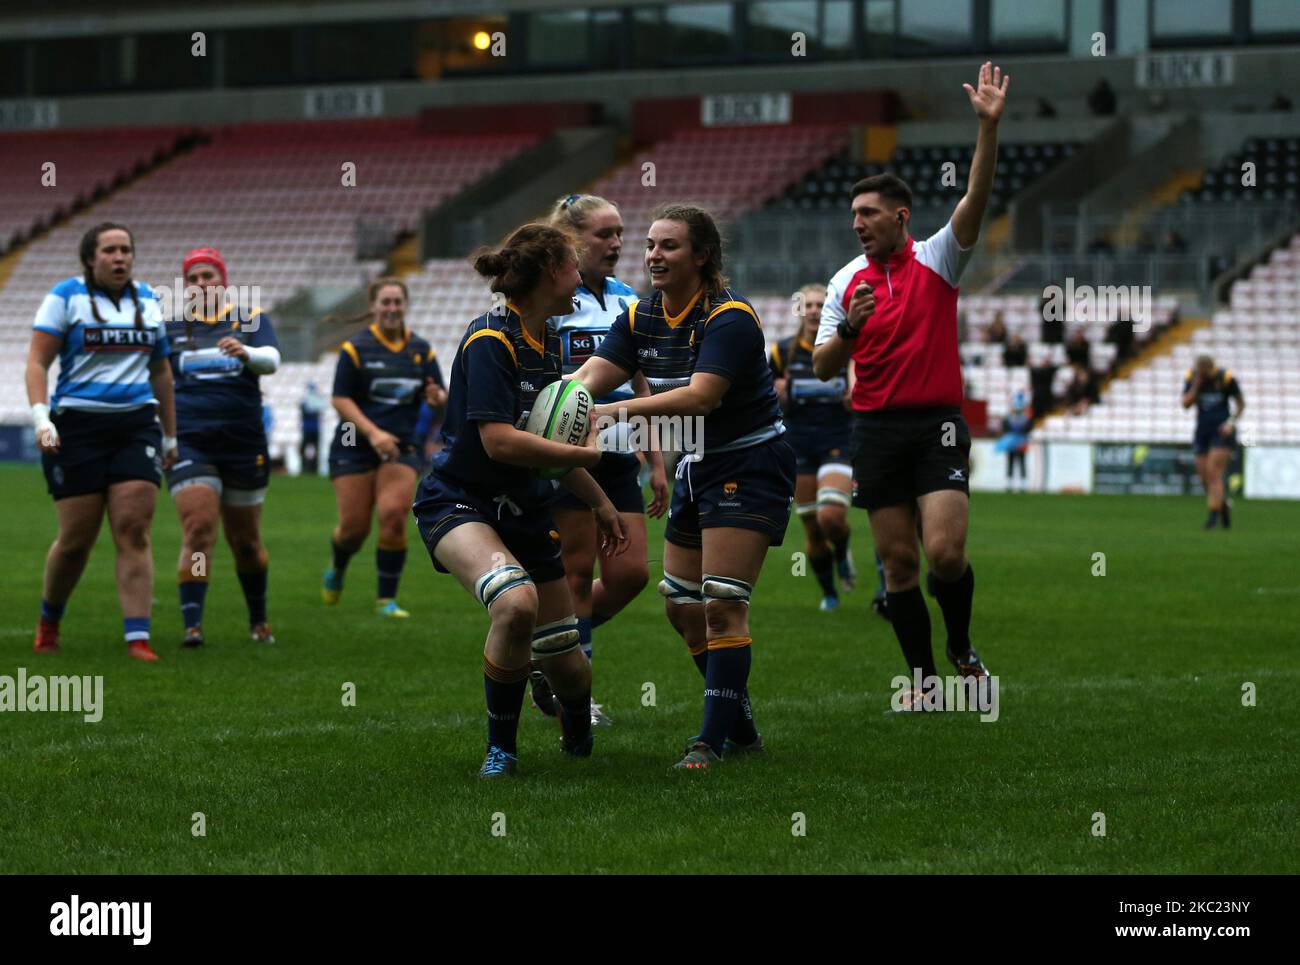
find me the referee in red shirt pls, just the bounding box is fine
[813,62,1009,702]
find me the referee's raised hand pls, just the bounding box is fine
[846,281,875,333]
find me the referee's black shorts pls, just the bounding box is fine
[850,406,971,511]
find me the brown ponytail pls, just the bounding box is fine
[471,223,578,301]
[649,203,728,312]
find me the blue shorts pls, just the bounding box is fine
[785,425,852,476]
[329,435,423,478]
[167,425,269,497]
[1193,424,1236,456]
[413,471,566,583]
[42,407,161,501]
[665,437,797,549]
[552,451,644,514]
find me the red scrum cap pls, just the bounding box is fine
[183,247,227,287]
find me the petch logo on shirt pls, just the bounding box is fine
[82,327,157,351]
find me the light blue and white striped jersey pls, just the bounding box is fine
[550,276,638,404]
[33,276,170,413]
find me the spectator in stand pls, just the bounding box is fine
[1002,333,1028,367]
[1087,78,1117,117]
[1105,315,1135,364]
[984,312,1008,344]
[300,381,326,475]
[1086,233,1115,255]
[1065,363,1099,415]
[1036,97,1057,119]
[1270,92,1293,112]
[1135,231,1156,254]
[1163,229,1187,253]
[1065,328,1091,368]
[1029,350,1058,416]
[1039,291,1063,345]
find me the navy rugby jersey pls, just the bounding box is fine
[551,276,638,405]
[432,305,562,502]
[167,305,279,431]
[1183,367,1241,430]
[769,334,849,436]
[332,323,442,447]
[595,288,782,453]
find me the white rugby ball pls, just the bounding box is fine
[525,379,592,477]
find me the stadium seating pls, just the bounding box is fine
[1035,233,1300,445]
[0,126,195,252]
[1181,135,1300,205]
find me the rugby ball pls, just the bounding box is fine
[525,379,592,478]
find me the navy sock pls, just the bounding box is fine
[40,599,66,624]
[690,647,708,676]
[331,540,355,575]
[690,645,755,744]
[699,640,752,754]
[931,564,974,656]
[376,545,406,599]
[830,533,850,563]
[179,580,207,630]
[810,551,836,597]
[577,616,593,660]
[483,659,528,755]
[557,692,592,745]
[236,568,268,626]
[591,611,611,630]
[124,616,151,644]
[885,587,936,679]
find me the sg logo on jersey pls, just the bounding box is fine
[565,332,603,365]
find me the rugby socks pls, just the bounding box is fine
[330,539,356,576]
[40,599,65,625]
[590,612,611,630]
[689,641,757,745]
[577,616,594,660]
[236,566,269,626]
[830,533,851,565]
[931,564,974,656]
[376,539,406,600]
[699,637,752,755]
[178,577,208,630]
[885,587,937,679]
[483,657,530,755]
[123,616,151,644]
[557,692,593,746]
[810,550,836,598]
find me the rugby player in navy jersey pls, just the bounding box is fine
[26,223,178,661]
[1182,354,1244,530]
[412,223,629,778]
[535,193,669,727]
[572,203,797,771]
[166,248,280,648]
[322,278,446,618]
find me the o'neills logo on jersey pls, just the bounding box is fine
[83,327,156,352]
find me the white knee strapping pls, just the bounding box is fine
[816,486,851,509]
[817,462,853,481]
[658,572,703,605]
[170,475,222,497]
[796,501,819,518]
[701,574,753,606]
[475,564,532,610]
[531,615,580,658]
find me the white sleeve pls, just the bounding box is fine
[244,344,281,375]
[33,293,68,337]
[917,219,976,289]
[816,277,846,347]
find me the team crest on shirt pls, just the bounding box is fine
[719,480,741,508]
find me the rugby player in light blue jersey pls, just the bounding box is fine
[166,247,281,649]
[528,194,669,727]
[27,222,178,661]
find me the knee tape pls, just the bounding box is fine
[658,572,703,605]
[816,486,851,509]
[475,564,532,610]
[701,574,753,606]
[796,501,819,519]
[531,615,580,658]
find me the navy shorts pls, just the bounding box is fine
[329,435,423,478]
[413,471,566,583]
[850,406,971,511]
[42,407,162,501]
[167,425,269,496]
[665,437,797,549]
[785,424,852,476]
[552,451,644,514]
[1193,424,1236,455]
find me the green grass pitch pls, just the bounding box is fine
[0,462,1295,874]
